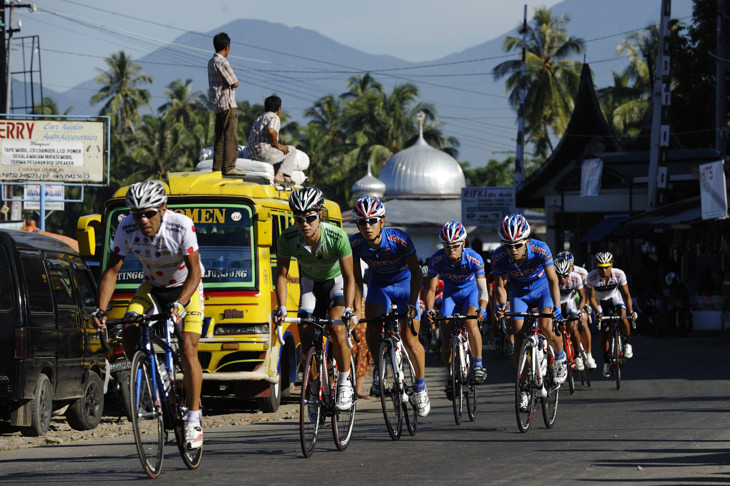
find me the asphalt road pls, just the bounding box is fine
[1,331,729,485]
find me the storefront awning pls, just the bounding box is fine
[580,214,629,242]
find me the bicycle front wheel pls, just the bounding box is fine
[541,380,560,429]
[451,340,463,425]
[130,351,165,479]
[379,341,402,440]
[300,346,322,458]
[613,327,622,391]
[515,340,536,433]
[401,352,417,436]
[465,347,477,422]
[172,360,202,469]
[332,356,357,451]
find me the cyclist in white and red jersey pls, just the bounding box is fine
[553,258,597,370]
[585,251,637,378]
[93,181,206,449]
[555,251,595,369]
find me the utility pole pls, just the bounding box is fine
[514,4,527,187]
[717,0,727,155]
[1,5,6,113]
[1,2,36,113]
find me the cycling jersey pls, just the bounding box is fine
[491,239,554,291]
[573,264,588,284]
[113,210,204,288]
[585,267,627,308]
[559,271,584,304]
[427,247,485,293]
[349,227,416,285]
[277,221,352,281]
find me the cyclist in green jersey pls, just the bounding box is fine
[274,187,357,411]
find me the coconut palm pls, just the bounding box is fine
[158,78,206,128]
[494,7,584,158]
[91,51,153,133]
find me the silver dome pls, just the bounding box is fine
[352,160,386,199]
[380,134,465,199]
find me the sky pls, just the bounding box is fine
[16,0,564,93]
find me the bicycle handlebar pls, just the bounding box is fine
[282,317,360,349]
[431,314,479,322]
[358,311,418,337]
[502,311,555,319]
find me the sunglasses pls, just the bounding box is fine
[294,214,319,224]
[443,243,461,250]
[356,217,381,227]
[505,241,526,249]
[131,209,160,220]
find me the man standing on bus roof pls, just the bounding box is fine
[273,187,357,413]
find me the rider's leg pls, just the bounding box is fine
[402,317,426,380]
[440,321,453,365]
[465,307,483,360]
[579,312,592,355]
[181,331,202,411]
[328,305,351,373]
[511,318,525,370]
[540,311,563,354]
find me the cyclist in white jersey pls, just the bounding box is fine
[584,252,637,378]
[93,181,206,449]
[556,251,595,368]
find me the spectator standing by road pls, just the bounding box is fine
[208,32,245,177]
[246,95,298,184]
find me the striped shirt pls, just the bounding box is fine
[247,111,280,159]
[207,53,238,113]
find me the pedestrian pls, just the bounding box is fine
[207,32,245,177]
[245,95,298,184]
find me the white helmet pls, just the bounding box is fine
[125,181,167,210]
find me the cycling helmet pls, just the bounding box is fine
[554,258,572,277]
[440,220,467,244]
[499,213,530,243]
[125,181,167,210]
[352,195,385,220]
[289,187,324,214]
[556,251,574,265]
[665,272,677,286]
[594,251,614,267]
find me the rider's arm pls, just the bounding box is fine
[175,250,202,310]
[620,281,634,315]
[352,257,364,317]
[275,255,291,309]
[95,253,125,329]
[494,274,508,315]
[587,286,599,313]
[424,274,439,312]
[267,126,289,154]
[338,253,356,311]
[576,285,588,312]
[476,275,489,318]
[544,264,562,312]
[405,254,422,309]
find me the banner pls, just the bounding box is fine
[461,187,515,229]
[699,161,728,220]
[580,158,603,197]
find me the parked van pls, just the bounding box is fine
[0,229,105,436]
[77,171,343,413]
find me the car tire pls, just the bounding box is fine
[20,374,53,437]
[66,372,104,431]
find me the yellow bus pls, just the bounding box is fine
[77,171,342,412]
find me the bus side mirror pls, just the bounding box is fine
[256,209,272,247]
[76,214,102,257]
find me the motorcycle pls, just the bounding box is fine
[100,323,133,421]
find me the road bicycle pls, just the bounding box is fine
[280,316,357,458]
[556,316,591,394]
[99,323,133,421]
[360,305,418,441]
[599,312,635,390]
[107,308,202,479]
[431,313,479,425]
[504,311,561,433]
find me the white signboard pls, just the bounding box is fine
[699,161,728,220]
[24,184,65,211]
[461,187,515,229]
[580,158,603,196]
[0,118,106,183]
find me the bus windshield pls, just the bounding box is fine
[106,203,256,291]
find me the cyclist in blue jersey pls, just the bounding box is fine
[350,196,430,417]
[492,214,566,408]
[424,221,489,400]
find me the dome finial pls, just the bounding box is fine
[416,111,425,140]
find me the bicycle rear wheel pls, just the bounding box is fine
[541,380,559,428]
[515,340,536,433]
[401,352,418,436]
[300,347,322,458]
[332,356,357,451]
[172,360,203,469]
[130,351,165,479]
[379,341,402,440]
[451,340,463,425]
[465,347,477,422]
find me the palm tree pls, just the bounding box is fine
[32,97,73,115]
[158,78,206,128]
[129,114,193,180]
[494,7,584,158]
[91,51,153,133]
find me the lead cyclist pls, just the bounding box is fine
[93,181,206,450]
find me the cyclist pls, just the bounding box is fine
[92,181,206,449]
[553,257,596,371]
[585,251,637,378]
[424,220,489,400]
[273,187,357,413]
[350,195,431,417]
[492,214,566,411]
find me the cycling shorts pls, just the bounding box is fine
[128,281,205,335]
[560,298,578,316]
[597,297,626,315]
[366,276,422,320]
[299,274,345,319]
[441,284,479,317]
[509,279,553,318]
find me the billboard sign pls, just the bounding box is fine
[0,117,107,183]
[699,160,728,220]
[461,187,515,229]
[24,184,65,211]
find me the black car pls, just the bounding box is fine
[0,229,105,436]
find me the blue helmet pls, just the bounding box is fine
[499,214,530,243]
[440,220,467,244]
[556,251,574,265]
[352,195,385,220]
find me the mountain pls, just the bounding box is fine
[42,0,693,167]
